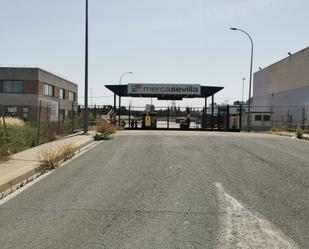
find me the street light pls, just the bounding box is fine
[83,0,89,133]
[242,77,245,103]
[118,72,133,125]
[230,27,254,132]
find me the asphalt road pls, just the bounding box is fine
[0,131,308,249]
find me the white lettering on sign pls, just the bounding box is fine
[128,84,201,95]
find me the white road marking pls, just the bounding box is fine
[0,141,102,206]
[215,182,300,249]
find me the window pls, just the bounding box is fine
[6,106,18,117]
[43,83,54,96]
[255,115,262,121]
[263,115,271,121]
[1,80,23,93]
[69,91,75,101]
[22,106,28,120]
[59,89,65,99]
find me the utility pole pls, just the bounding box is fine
[83,0,89,133]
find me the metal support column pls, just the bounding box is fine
[167,107,170,129]
[94,104,97,119]
[118,96,121,126]
[128,105,131,129]
[218,106,221,130]
[204,97,207,129]
[113,94,116,111]
[211,95,214,130]
[239,104,242,131]
[226,105,230,131]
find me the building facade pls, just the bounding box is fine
[253,47,309,128]
[0,67,78,122]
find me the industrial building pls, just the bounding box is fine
[253,47,309,129]
[0,67,78,122]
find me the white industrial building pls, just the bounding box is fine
[252,46,309,129]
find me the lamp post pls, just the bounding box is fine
[118,72,133,125]
[230,27,254,132]
[242,77,245,103]
[83,0,89,133]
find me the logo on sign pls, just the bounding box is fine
[131,84,142,93]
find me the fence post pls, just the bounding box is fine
[71,102,75,131]
[0,104,8,138]
[211,95,214,130]
[239,104,242,131]
[202,108,205,129]
[128,105,131,129]
[302,106,305,130]
[167,107,170,129]
[37,100,42,145]
[218,106,221,130]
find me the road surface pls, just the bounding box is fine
[0,131,308,248]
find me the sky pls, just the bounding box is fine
[1,0,308,108]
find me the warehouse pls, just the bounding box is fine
[253,47,309,129]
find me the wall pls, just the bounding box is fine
[253,47,309,126]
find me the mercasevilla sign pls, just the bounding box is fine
[128,84,201,95]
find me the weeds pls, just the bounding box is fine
[0,117,25,127]
[38,143,77,171]
[0,144,11,162]
[94,132,113,141]
[96,120,117,134]
[295,126,303,139]
[0,120,37,155]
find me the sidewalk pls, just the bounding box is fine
[0,133,94,199]
[268,131,309,140]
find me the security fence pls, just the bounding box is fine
[247,105,309,132]
[0,103,82,146]
[98,105,244,132]
[2,103,308,144]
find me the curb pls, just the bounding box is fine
[0,138,95,200]
[267,132,309,141]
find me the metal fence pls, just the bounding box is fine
[2,103,308,143]
[0,103,82,145]
[248,105,309,132]
[99,105,243,131]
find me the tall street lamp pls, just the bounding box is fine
[118,72,133,125]
[230,27,254,132]
[83,0,89,133]
[242,77,245,103]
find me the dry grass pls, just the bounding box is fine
[38,143,77,171]
[0,117,25,127]
[96,120,117,134]
[0,144,11,163]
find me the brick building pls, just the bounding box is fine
[0,67,78,122]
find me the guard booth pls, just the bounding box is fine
[105,83,243,131]
[142,111,157,129]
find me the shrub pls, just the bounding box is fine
[38,143,77,171]
[0,144,10,162]
[96,120,117,134]
[0,117,25,127]
[271,127,278,133]
[39,121,73,144]
[295,126,303,139]
[0,125,37,154]
[93,132,113,141]
[61,144,76,161]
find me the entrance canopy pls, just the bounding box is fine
[105,83,223,100]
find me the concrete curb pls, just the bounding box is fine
[0,138,95,200]
[266,131,309,141]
